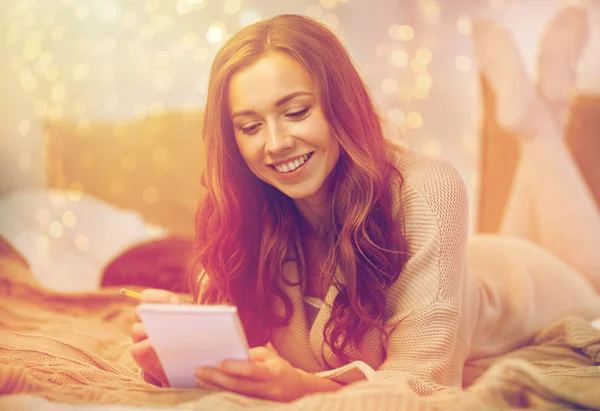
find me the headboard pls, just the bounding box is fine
[45,111,205,237]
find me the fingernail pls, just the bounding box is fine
[169,296,180,304]
[195,367,205,377]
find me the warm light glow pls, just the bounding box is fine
[52,25,65,40]
[35,101,49,117]
[37,235,50,256]
[143,186,160,204]
[422,140,442,157]
[18,152,31,171]
[415,72,432,90]
[37,208,52,226]
[415,48,432,64]
[490,0,505,11]
[79,151,95,168]
[381,78,398,94]
[306,5,324,18]
[51,83,66,103]
[39,52,53,69]
[47,105,63,121]
[376,44,389,58]
[193,47,209,62]
[67,182,84,201]
[109,179,126,196]
[406,111,423,129]
[206,23,225,43]
[121,154,137,171]
[320,0,338,9]
[45,65,59,82]
[20,69,38,91]
[153,51,171,66]
[177,0,193,14]
[152,14,173,32]
[413,88,429,100]
[75,234,90,251]
[62,210,77,228]
[74,5,89,20]
[457,16,472,35]
[153,71,173,92]
[389,25,415,41]
[105,93,120,110]
[388,108,405,126]
[390,49,409,67]
[18,120,31,136]
[133,103,148,118]
[454,55,472,71]
[139,24,155,40]
[410,57,427,73]
[49,221,64,238]
[240,10,261,27]
[72,100,87,116]
[76,119,92,136]
[73,63,89,80]
[145,0,160,14]
[223,0,242,15]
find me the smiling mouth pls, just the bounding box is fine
[270,152,314,174]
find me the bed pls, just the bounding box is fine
[1,109,600,410]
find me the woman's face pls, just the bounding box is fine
[228,52,340,204]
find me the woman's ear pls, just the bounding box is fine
[536,5,589,127]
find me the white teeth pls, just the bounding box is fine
[274,153,311,173]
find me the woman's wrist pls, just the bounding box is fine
[297,368,343,395]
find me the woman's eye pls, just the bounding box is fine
[240,124,260,135]
[286,107,310,120]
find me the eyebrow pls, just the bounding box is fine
[230,91,314,120]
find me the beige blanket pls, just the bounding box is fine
[1,249,599,410]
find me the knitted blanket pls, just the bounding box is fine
[1,246,599,410]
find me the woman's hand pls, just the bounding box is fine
[129,288,181,387]
[195,346,341,402]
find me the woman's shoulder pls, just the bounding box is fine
[386,141,469,215]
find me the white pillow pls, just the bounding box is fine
[0,189,167,292]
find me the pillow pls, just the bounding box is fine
[100,236,194,294]
[0,235,29,268]
[0,189,167,292]
[45,111,205,237]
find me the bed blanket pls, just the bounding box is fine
[1,246,599,410]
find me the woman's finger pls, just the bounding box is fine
[218,360,277,382]
[196,367,278,399]
[129,339,168,385]
[131,322,147,343]
[248,346,276,362]
[139,288,180,304]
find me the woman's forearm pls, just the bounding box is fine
[297,368,343,395]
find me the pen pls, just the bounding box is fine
[120,288,141,301]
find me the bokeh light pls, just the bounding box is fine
[389,24,415,41]
[455,55,472,71]
[457,15,472,35]
[406,111,423,129]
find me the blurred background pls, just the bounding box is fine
[0,0,598,291]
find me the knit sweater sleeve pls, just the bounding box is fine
[315,154,470,394]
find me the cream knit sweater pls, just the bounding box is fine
[269,148,600,395]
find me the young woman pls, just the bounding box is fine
[130,14,600,402]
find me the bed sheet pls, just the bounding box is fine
[0,188,166,292]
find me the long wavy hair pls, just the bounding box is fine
[187,14,409,363]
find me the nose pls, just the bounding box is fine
[265,121,293,155]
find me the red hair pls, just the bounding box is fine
[188,15,408,363]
